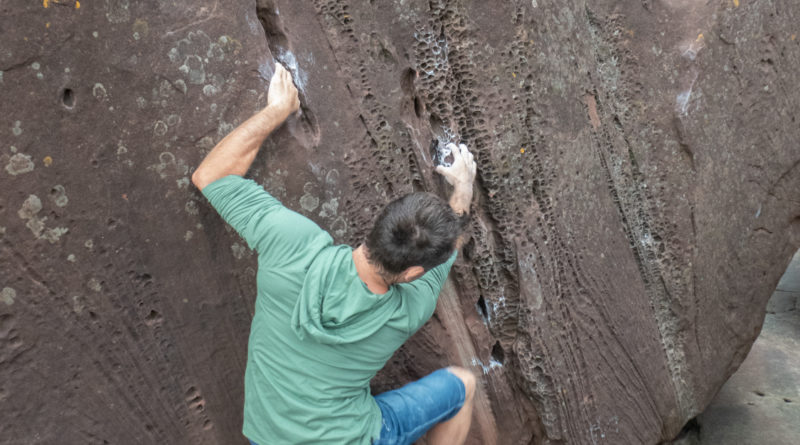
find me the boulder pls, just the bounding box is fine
[1,0,799,443]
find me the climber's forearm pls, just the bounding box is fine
[449,183,473,216]
[192,105,291,191]
[451,184,473,250]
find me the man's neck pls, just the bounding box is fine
[353,245,390,294]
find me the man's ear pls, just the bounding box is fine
[401,266,425,283]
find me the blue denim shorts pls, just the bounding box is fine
[372,367,466,445]
[247,368,465,445]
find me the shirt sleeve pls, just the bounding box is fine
[403,250,458,332]
[201,175,331,266]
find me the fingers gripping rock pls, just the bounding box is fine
[435,142,477,187]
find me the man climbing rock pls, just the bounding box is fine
[192,63,478,445]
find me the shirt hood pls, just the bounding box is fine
[291,245,399,345]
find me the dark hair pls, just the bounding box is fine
[366,192,464,275]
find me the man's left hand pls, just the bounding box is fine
[268,63,300,116]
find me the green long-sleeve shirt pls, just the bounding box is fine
[202,175,456,444]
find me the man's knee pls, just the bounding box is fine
[447,366,476,401]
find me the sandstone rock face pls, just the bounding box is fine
[2,1,799,444]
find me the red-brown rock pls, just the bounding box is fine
[1,0,799,444]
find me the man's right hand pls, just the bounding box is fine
[435,143,476,217]
[436,143,477,188]
[267,63,300,116]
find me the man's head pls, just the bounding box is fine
[366,192,464,284]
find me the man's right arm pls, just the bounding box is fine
[402,144,477,331]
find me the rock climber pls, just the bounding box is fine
[192,63,478,445]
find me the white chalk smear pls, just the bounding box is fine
[681,34,705,61]
[471,357,503,375]
[436,142,454,167]
[435,139,467,168]
[258,59,273,83]
[276,49,309,91]
[676,71,698,116]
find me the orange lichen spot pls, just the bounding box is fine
[46,22,51,28]
[122,194,129,201]
[733,0,739,7]
[696,33,704,42]
[43,0,49,8]
[43,156,53,167]
[520,148,525,154]
[626,29,635,37]
[75,1,80,8]
[512,72,517,78]
[792,34,797,41]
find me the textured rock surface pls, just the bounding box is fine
[2,0,799,444]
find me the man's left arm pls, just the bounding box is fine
[191,63,299,191]
[192,64,332,263]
